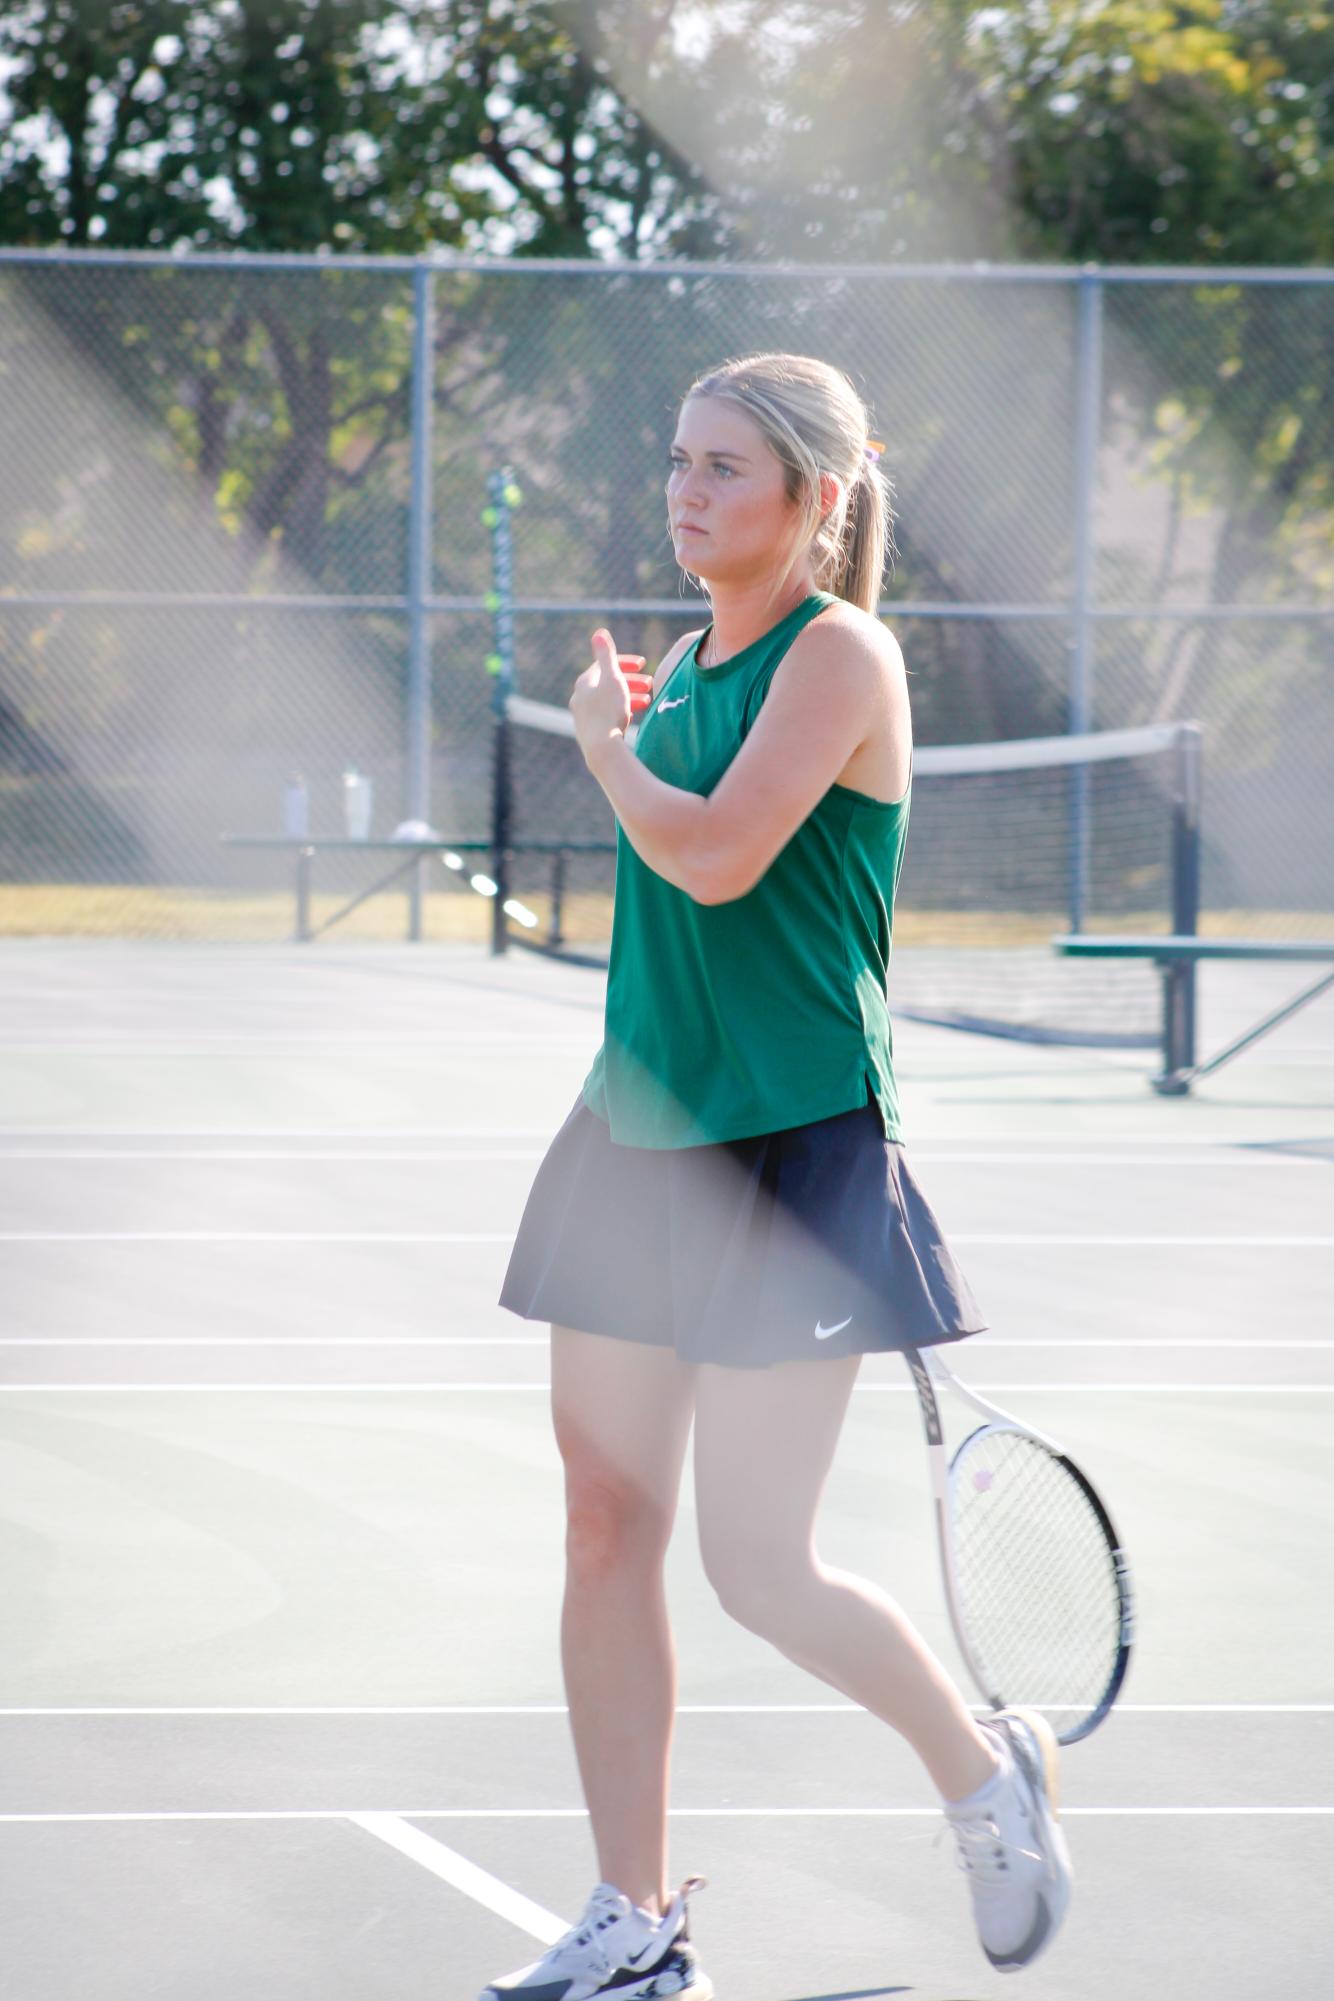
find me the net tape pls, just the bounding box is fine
[504,695,1183,776]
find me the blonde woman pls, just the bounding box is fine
[491,354,1072,1999]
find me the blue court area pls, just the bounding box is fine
[2,940,1332,2000]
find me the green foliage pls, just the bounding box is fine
[1,3,1329,760]
[971,0,1334,266]
[2,4,1329,265]
[0,0,722,256]
[0,0,498,250]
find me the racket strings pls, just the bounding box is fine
[949,1429,1122,1713]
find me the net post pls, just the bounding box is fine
[1164,722,1203,1078]
[1170,722,1202,936]
[406,261,435,944]
[486,467,519,955]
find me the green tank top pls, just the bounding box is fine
[582,590,911,1148]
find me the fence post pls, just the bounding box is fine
[1069,268,1103,931]
[406,260,435,942]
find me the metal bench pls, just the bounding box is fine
[1053,934,1334,1094]
[220,834,613,946]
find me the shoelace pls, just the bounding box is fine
[936,1814,1043,1881]
[540,1895,625,1979]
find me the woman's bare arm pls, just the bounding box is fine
[577,614,907,905]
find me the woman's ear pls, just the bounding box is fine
[818,470,842,518]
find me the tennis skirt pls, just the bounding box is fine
[499,1092,986,1369]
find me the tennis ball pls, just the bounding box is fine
[484,591,500,613]
[503,482,523,508]
[485,653,504,676]
[481,506,498,527]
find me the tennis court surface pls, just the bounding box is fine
[2,939,1332,2001]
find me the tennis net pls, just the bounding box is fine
[494,697,1201,1048]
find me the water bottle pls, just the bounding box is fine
[282,773,309,839]
[343,766,373,841]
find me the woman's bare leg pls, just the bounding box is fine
[551,1327,697,1915]
[693,1354,999,1803]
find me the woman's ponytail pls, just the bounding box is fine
[828,456,896,614]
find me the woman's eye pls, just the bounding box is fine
[668,458,733,477]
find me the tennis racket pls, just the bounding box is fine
[904,1343,1133,1745]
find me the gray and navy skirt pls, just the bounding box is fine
[499,1091,985,1369]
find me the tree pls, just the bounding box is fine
[963,2,1334,747]
[0,2,724,578]
[0,0,722,256]
[968,0,1333,266]
[2,2,1329,750]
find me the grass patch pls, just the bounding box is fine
[1,885,1329,948]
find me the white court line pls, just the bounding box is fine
[0,1033,595,1047]
[0,1128,559,1140]
[2,1232,1331,1246]
[959,1235,1334,1248]
[0,1126,1325,1145]
[5,1336,1331,1350]
[22,1032,1324,1062]
[2,1703,1328,1717]
[0,1232,515,1244]
[0,1149,1328,1167]
[1,1806,1330,1824]
[1,1383,1332,1395]
[0,1150,549,1163]
[348,1814,565,1943]
[0,1336,548,1347]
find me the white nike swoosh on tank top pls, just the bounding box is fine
[657,693,690,711]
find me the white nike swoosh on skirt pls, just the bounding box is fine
[814,1316,853,1339]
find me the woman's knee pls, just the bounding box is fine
[699,1525,812,1640]
[551,1330,693,1582]
[561,1457,674,1580]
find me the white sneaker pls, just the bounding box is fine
[942,1708,1073,1972]
[479,1876,712,2000]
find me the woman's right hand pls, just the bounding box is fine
[570,630,652,766]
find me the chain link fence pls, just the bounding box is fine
[0,251,1330,951]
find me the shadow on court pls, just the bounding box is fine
[782,1987,915,2000]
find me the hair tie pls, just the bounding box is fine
[864,437,886,462]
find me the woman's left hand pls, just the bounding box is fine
[570,630,651,766]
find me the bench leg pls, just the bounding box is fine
[549,851,566,948]
[296,848,313,943]
[1192,966,1334,1083]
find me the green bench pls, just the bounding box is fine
[1053,934,1334,1095]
